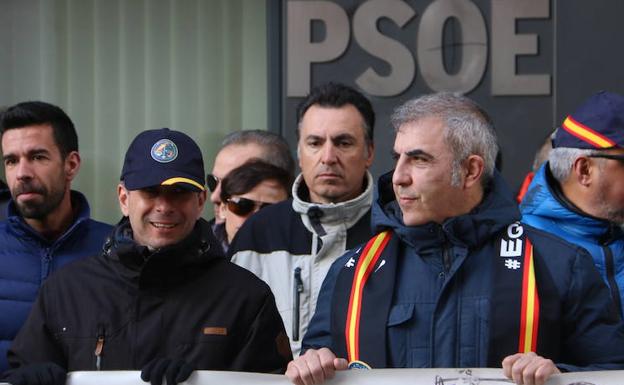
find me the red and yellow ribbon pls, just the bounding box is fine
[518,239,540,353]
[345,231,392,362]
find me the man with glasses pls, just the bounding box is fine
[219,160,292,246]
[207,130,295,252]
[230,83,375,356]
[521,91,624,318]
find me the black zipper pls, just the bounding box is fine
[603,246,623,316]
[293,267,304,341]
[94,324,105,370]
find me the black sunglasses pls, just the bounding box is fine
[588,153,624,163]
[206,174,220,192]
[226,197,272,217]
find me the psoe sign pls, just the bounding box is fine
[287,0,551,97]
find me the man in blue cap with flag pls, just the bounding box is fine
[3,128,291,385]
[521,91,624,318]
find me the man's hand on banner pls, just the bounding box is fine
[286,348,348,385]
[4,362,66,385]
[502,352,560,385]
[140,357,194,385]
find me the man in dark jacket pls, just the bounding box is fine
[521,91,624,318]
[286,93,624,385]
[5,128,292,385]
[0,102,112,373]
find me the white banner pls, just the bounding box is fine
[3,368,610,385]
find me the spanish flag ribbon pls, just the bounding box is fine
[518,238,540,353]
[345,231,392,362]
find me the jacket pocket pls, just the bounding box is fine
[53,322,130,371]
[459,298,490,367]
[386,304,415,367]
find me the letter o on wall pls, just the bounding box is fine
[417,0,487,94]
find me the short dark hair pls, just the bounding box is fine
[0,101,78,159]
[220,130,295,181]
[220,159,293,202]
[296,82,375,146]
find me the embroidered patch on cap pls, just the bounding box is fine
[151,139,178,163]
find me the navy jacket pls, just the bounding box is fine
[521,163,624,316]
[0,191,111,373]
[303,171,624,370]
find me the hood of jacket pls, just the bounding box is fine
[371,170,521,252]
[103,217,225,287]
[520,162,622,243]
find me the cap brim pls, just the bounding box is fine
[123,169,205,192]
[161,177,205,192]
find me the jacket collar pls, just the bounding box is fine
[104,217,224,288]
[291,172,373,236]
[6,190,92,245]
[372,170,519,251]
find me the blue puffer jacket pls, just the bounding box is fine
[521,163,624,316]
[0,191,112,373]
[303,171,624,370]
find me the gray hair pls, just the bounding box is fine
[220,130,295,180]
[391,92,498,186]
[548,147,595,182]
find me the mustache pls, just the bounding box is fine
[316,166,343,177]
[12,182,46,196]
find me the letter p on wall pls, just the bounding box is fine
[287,1,350,97]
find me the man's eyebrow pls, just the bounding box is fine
[2,148,50,161]
[405,149,434,159]
[331,133,356,141]
[28,148,51,156]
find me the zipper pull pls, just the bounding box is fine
[94,325,105,370]
[293,267,304,341]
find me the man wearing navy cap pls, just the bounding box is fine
[3,128,292,385]
[521,91,624,318]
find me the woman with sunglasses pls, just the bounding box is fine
[220,160,292,248]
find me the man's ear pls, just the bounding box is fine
[118,183,130,217]
[196,190,207,220]
[365,142,375,168]
[463,155,485,189]
[64,151,81,181]
[571,156,593,186]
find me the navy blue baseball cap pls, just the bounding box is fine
[553,91,624,149]
[121,128,205,191]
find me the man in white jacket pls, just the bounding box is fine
[230,82,375,356]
